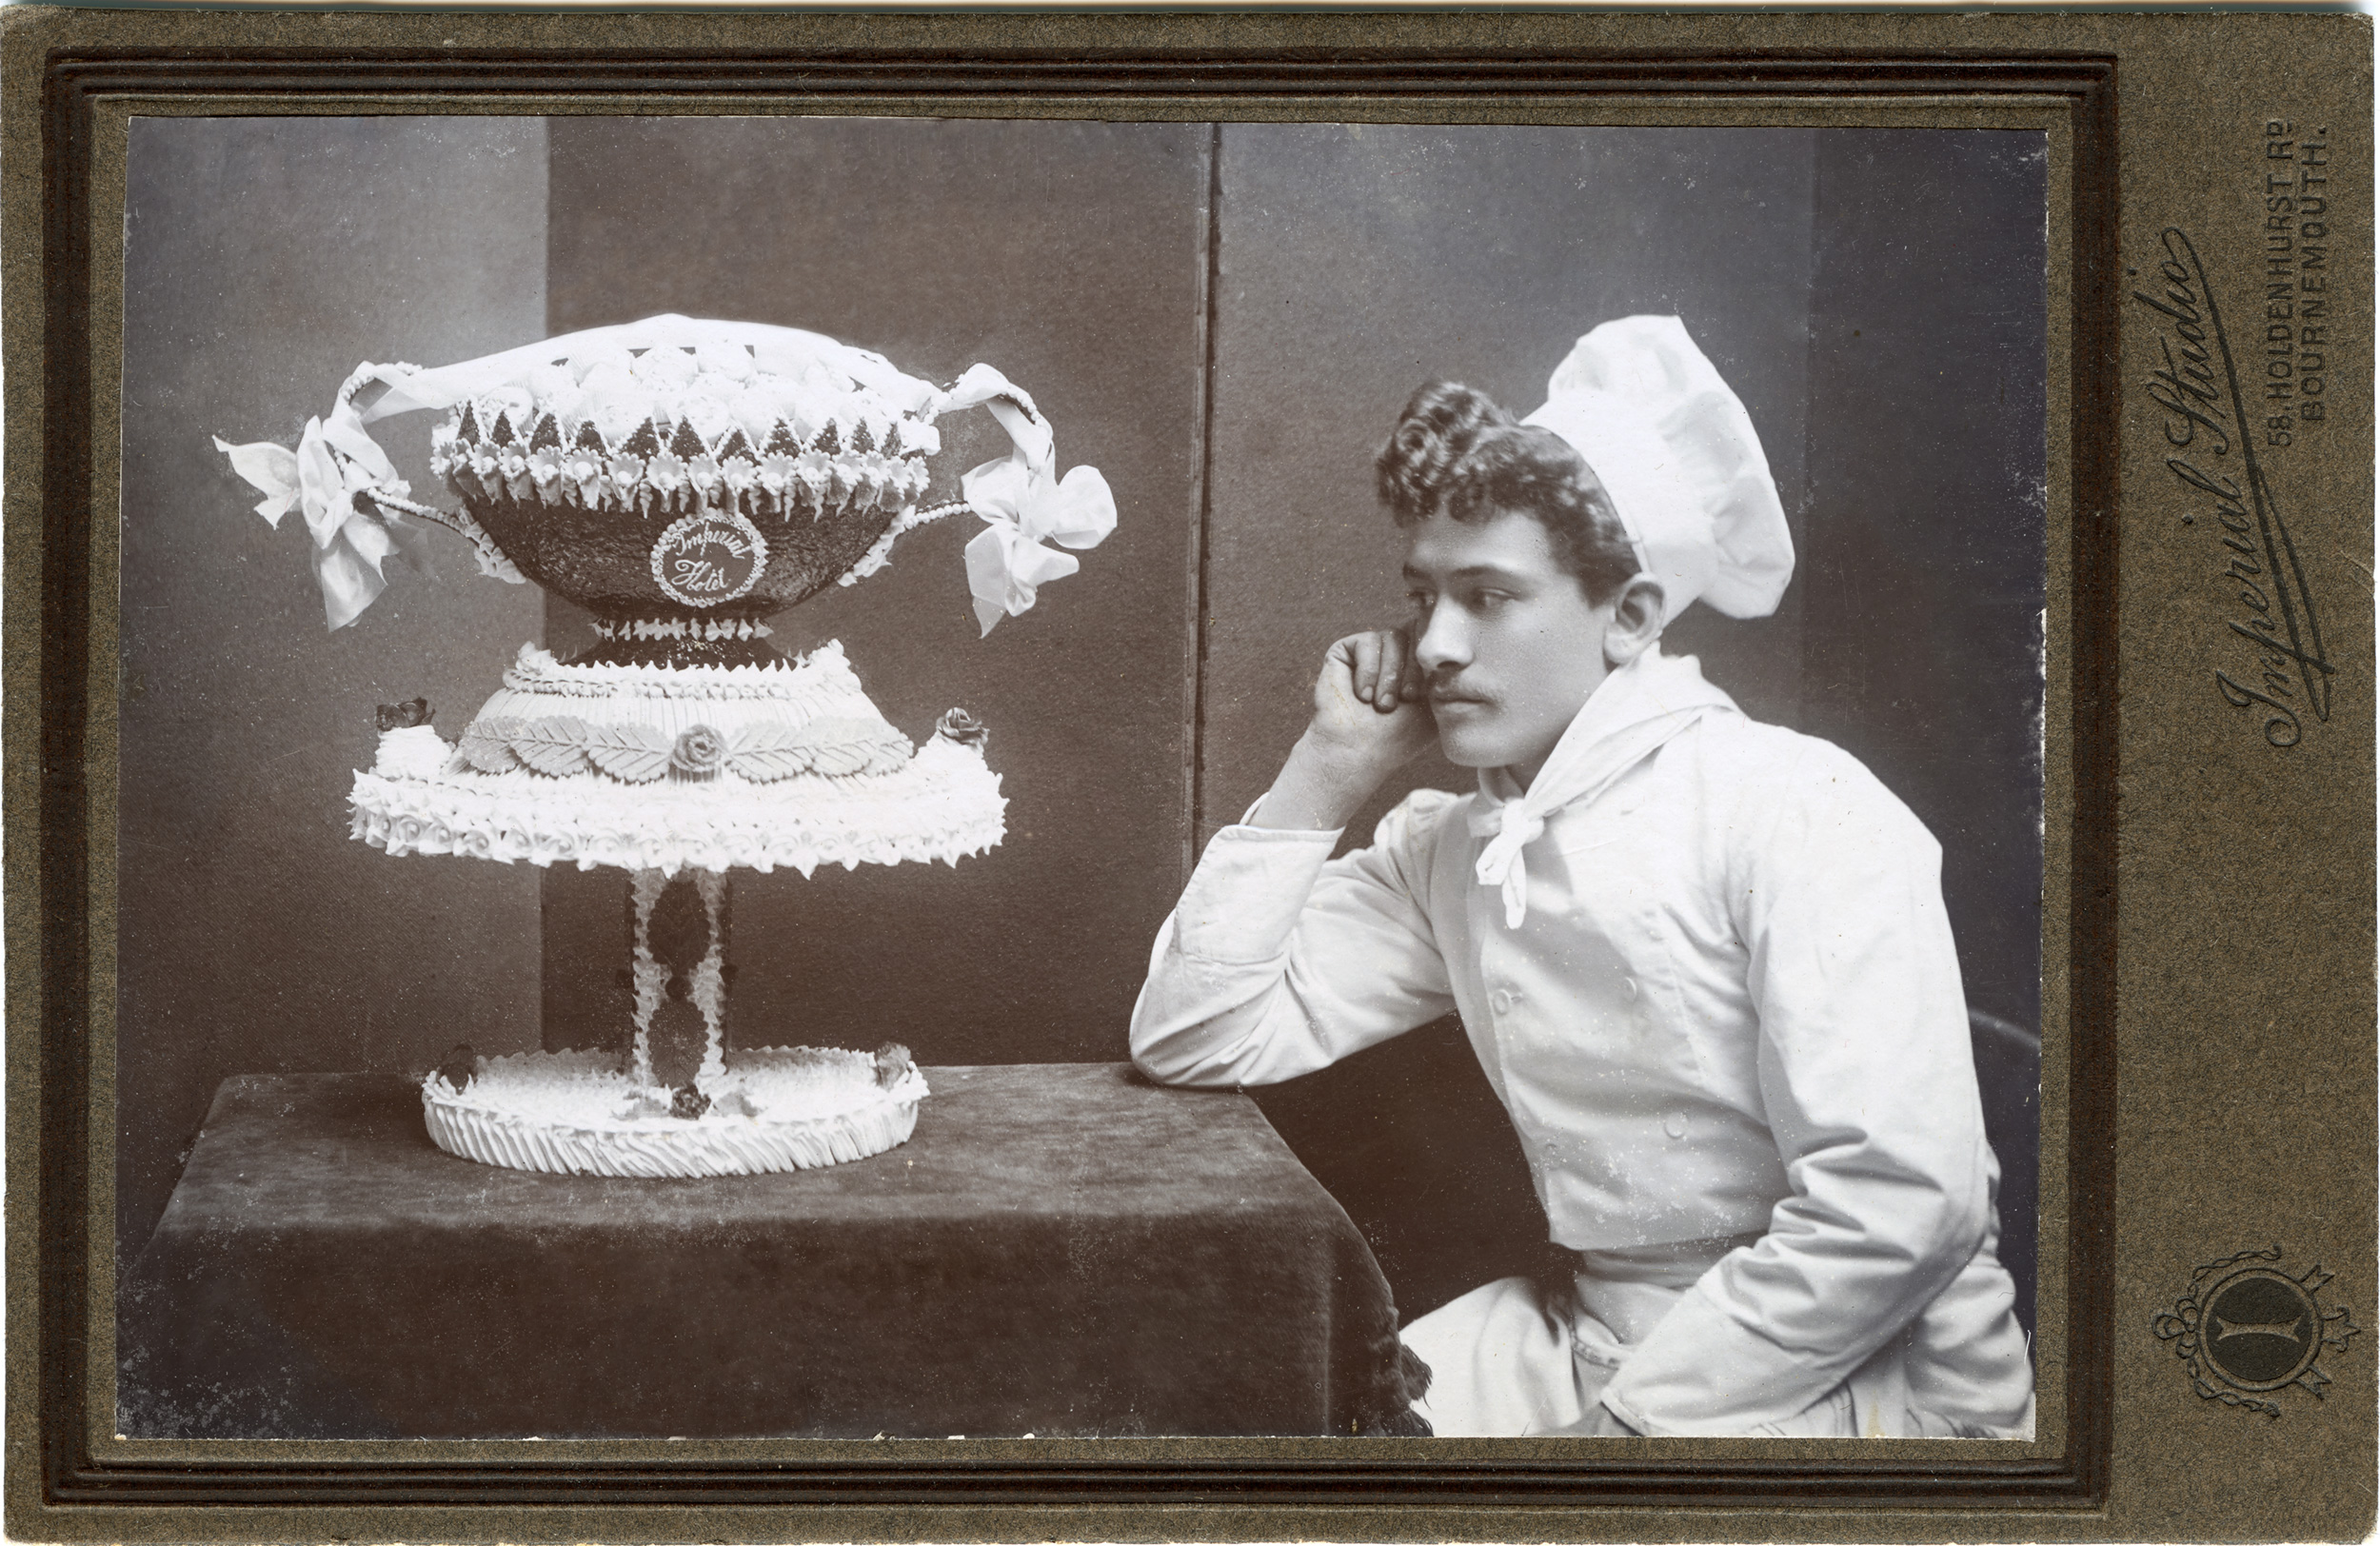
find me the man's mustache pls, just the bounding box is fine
[1427,678,1491,705]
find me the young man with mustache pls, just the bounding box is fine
[1130,317,2036,1438]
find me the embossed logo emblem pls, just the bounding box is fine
[2154,1246,2359,1417]
[650,509,768,608]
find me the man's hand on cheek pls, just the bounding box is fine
[1249,630,1436,832]
[1311,628,1437,769]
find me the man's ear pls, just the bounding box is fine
[1601,575,1667,667]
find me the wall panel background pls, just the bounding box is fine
[115,116,551,1268]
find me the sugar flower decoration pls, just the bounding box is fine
[670,725,727,777]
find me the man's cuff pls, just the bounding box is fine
[1233,792,1348,833]
[1598,1282,1832,1437]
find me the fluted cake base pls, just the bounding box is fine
[422,1047,926,1177]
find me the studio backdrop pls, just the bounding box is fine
[117,115,2045,1358]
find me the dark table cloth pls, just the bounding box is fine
[118,1066,1421,1439]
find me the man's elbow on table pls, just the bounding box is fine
[1127,979,1244,1090]
[1129,1030,1252,1091]
[1131,1045,1218,1089]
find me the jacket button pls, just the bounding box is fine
[1663,1113,1688,1140]
[1623,977,1639,1001]
[1490,989,1515,1015]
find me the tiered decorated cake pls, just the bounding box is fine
[216,316,1113,1178]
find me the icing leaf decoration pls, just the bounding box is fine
[805,717,914,777]
[581,721,674,783]
[510,716,596,778]
[725,718,913,783]
[459,716,525,774]
[809,739,891,778]
[724,723,812,783]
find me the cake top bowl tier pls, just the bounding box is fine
[431,359,934,623]
[212,315,1115,638]
[460,487,896,625]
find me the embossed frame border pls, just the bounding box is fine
[4,10,2367,1542]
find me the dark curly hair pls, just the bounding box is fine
[1373,381,1637,605]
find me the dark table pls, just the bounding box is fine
[119,1066,1422,1439]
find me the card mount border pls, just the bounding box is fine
[14,28,2118,1524]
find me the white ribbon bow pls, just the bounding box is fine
[214,377,427,629]
[942,363,1117,636]
[1468,803,1554,931]
[959,458,1116,636]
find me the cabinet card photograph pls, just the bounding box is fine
[10,10,2370,1543]
[115,112,2046,1445]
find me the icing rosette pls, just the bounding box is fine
[372,723,454,781]
[669,725,729,778]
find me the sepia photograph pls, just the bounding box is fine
[14,8,2379,1541]
[110,111,2050,1444]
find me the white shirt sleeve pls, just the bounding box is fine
[1601,747,1996,1435]
[1129,790,1461,1088]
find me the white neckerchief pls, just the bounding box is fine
[1465,646,1739,928]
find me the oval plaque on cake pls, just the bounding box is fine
[651,509,768,608]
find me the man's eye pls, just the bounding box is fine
[1474,590,1514,610]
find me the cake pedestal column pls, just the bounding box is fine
[625,867,730,1105]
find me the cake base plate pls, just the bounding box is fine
[422,1047,926,1178]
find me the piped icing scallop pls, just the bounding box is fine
[428,346,937,525]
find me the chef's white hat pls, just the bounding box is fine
[1522,315,1794,624]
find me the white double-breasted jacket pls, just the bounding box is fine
[1130,666,2035,1435]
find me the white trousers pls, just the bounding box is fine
[1403,1264,2035,1438]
